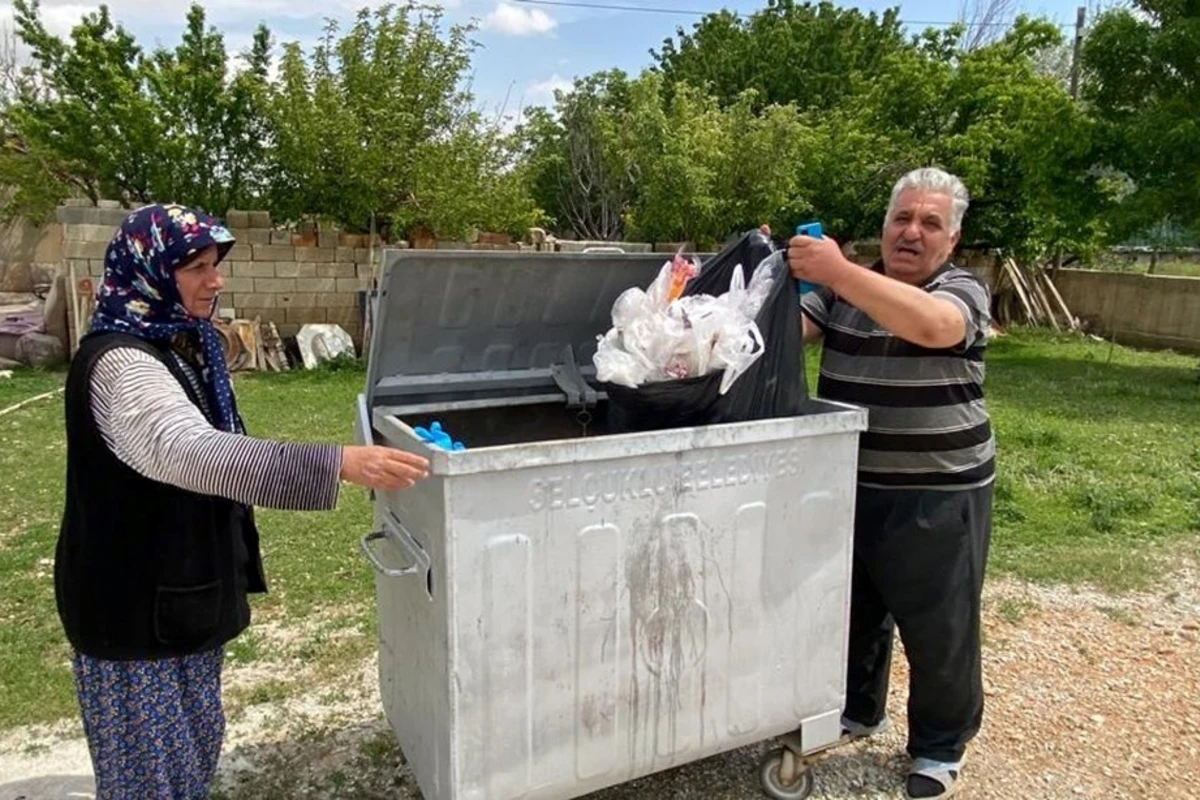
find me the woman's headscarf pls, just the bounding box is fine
[90,203,240,432]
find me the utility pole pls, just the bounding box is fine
[1069,6,1086,100]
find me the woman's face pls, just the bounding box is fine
[174,245,224,319]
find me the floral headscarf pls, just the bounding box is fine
[90,203,240,432]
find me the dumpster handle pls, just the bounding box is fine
[360,528,429,578]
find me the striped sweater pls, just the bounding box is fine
[801,260,995,491]
[89,346,343,510]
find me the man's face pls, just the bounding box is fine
[881,189,960,284]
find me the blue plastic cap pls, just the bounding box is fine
[794,222,823,294]
[795,221,823,239]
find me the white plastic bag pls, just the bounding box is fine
[592,253,769,393]
[594,329,651,388]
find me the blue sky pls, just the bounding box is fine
[1,0,1093,124]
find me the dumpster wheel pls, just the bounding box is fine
[759,747,815,799]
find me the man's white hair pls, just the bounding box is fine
[887,167,970,235]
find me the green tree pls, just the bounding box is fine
[2,0,160,213]
[517,70,638,240]
[788,17,1121,260]
[143,7,272,215]
[651,0,909,113]
[266,2,540,238]
[1082,0,1200,239]
[622,74,809,246]
[0,1,270,220]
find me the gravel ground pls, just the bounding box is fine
[3,574,1198,800]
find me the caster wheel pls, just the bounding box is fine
[759,748,814,800]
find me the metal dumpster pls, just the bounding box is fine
[355,249,868,800]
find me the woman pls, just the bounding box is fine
[54,203,429,798]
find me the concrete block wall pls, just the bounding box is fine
[1054,269,1200,355]
[57,206,394,343]
[215,238,387,342]
[53,208,1199,358]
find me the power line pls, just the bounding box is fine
[513,0,1072,28]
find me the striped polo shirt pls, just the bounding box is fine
[801,260,995,491]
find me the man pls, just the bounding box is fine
[787,167,994,800]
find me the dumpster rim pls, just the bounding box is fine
[369,398,868,476]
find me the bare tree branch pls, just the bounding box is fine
[958,0,1018,51]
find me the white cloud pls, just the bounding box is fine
[483,2,556,36]
[0,3,99,67]
[527,73,572,101]
[0,3,99,36]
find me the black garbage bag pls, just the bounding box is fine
[599,229,807,433]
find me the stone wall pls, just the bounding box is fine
[59,206,392,343]
[30,206,1200,363]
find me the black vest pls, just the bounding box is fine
[55,331,268,660]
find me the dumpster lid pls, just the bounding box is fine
[364,248,677,410]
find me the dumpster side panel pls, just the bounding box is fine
[371,481,456,800]
[444,429,859,800]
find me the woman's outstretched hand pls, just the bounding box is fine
[340,446,430,491]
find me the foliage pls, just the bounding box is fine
[533,13,1120,258]
[652,0,909,114]
[857,17,1124,260]
[519,70,809,247]
[516,70,638,240]
[0,0,1192,257]
[265,3,540,238]
[1082,0,1200,240]
[0,1,269,220]
[622,75,808,246]
[0,1,542,239]
[143,9,273,218]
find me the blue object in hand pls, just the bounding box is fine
[414,421,466,452]
[795,222,823,295]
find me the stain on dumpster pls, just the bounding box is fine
[625,512,709,766]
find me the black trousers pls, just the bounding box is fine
[843,483,993,763]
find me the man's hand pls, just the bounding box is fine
[787,234,854,288]
[340,446,430,491]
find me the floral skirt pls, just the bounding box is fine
[72,648,225,799]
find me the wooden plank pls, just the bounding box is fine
[1004,259,1038,324]
[1041,268,1078,330]
[1027,265,1061,331]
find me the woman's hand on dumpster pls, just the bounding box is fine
[340,446,430,491]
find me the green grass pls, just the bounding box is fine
[2,332,1199,731]
[0,367,63,411]
[1158,262,1200,278]
[979,329,1200,589]
[1086,253,1200,278]
[816,330,1199,590]
[0,362,374,730]
[995,597,1038,625]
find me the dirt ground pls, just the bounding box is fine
[2,573,1198,800]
